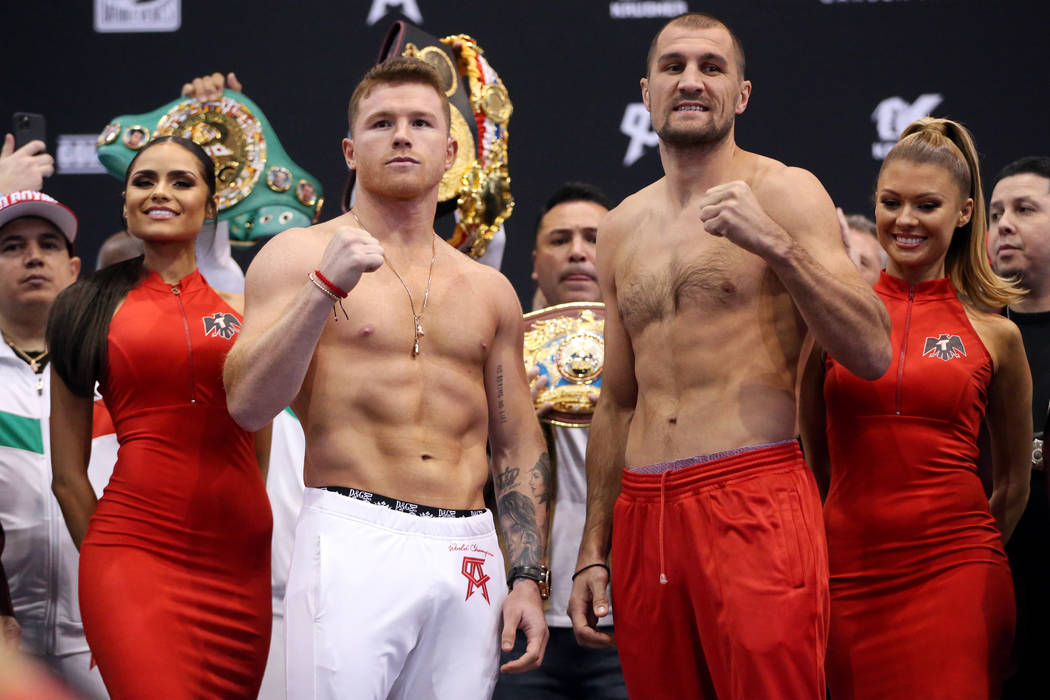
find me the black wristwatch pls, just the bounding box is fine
[507,565,551,600]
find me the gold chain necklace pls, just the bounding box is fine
[351,210,437,358]
[2,330,48,373]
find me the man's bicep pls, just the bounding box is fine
[594,214,637,411]
[767,168,862,281]
[238,232,312,343]
[600,295,637,411]
[484,281,541,457]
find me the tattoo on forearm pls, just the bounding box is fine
[498,490,541,569]
[495,454,549,569]
[530,453,551,505]
[496,466,520,492]
[496,364,508,424]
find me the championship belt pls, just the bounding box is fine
[343,22,513,260]
[523,303,605,427]
[96,91,323,246]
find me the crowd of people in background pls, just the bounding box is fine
[1,10,1049,700]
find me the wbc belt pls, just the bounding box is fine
[96,90,322,246]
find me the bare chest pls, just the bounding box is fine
[321,269,496,364]
[616,234,773,334]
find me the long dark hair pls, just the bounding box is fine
[47,136,217,397]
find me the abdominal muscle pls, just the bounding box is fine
[293,342,493,510]
[623,301,803,467]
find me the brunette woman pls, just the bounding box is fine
[48,137,271,699]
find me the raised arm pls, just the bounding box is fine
[982,316,1032,543]
[699,170,891,380]
[568,214,636,649]
[49,368,97,549]
[223,225,384,431]
[484,273,550,674]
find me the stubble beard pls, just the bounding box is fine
[656,110,732,150]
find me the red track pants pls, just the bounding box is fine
[611,441,829,699]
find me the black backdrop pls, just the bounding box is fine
[3,0,1047,308]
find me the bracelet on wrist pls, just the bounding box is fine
[307,271,349,321]
[571,562,610,582]
[314,269,349,298]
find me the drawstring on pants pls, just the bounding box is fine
[658,470,669,585]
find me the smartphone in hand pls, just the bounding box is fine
[12,112,46,150]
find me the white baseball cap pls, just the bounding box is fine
[0,190,78,243]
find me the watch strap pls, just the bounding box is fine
[507,565,551,599]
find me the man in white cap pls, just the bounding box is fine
[0,190,110,698]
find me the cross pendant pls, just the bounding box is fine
[29,359,39,373]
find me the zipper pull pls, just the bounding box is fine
[171,286,180,295]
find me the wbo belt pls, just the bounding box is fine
[96,90,323,245]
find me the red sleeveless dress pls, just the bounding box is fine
[78,269,272,699]
[823,273,1014,699]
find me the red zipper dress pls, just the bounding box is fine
[823,272,1014,699]
[78,269,272,699]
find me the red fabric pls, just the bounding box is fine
[612,441,829,699]
[90,399,114,438]
[824,272,1014,699]
[78,269,272,699]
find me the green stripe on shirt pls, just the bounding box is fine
[0,410,44,454]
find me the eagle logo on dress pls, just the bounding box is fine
[202,313,241,340]
[923,334,966,361]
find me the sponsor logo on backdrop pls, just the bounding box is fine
[94,0,180,33]
[871,93,943,159]
[367,0,423,25]
[609,0,688,18]
[56,135,107,175]
[621,103,659,166]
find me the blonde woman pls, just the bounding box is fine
[802,117,1031,699]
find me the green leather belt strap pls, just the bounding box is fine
[96,90,323,245]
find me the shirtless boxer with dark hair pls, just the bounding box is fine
[568,12,891,700]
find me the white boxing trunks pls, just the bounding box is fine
[285,487,507,699]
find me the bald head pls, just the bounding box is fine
[95,231,144,270]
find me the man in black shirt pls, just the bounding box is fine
[989,155,1050,698]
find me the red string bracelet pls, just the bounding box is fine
[313,270,349,299]
[308,271,350,321]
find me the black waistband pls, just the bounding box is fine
[321,486,486,518]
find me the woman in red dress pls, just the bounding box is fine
[48,137,272,699]
[802,118,1032,699]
